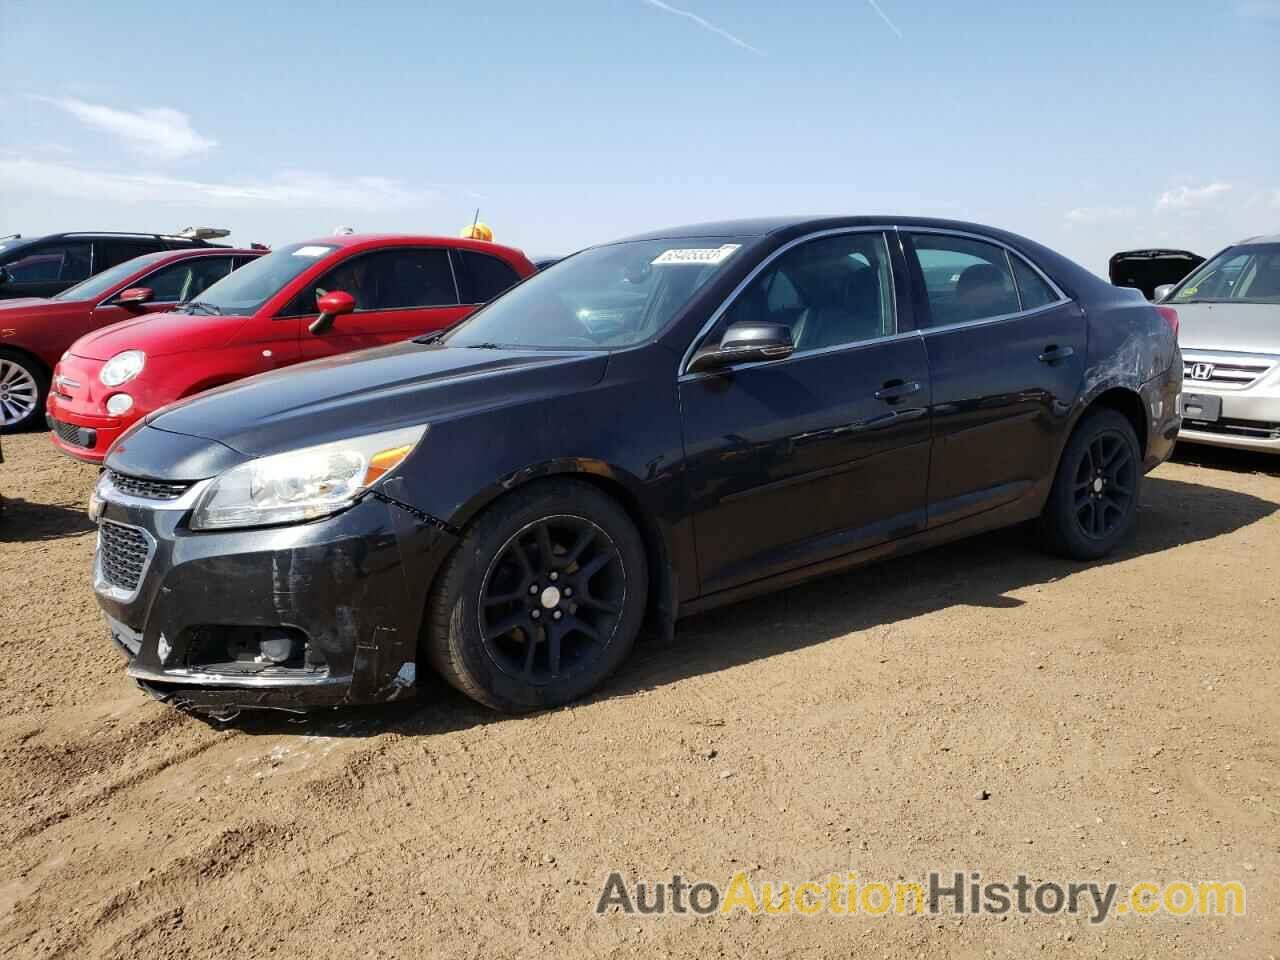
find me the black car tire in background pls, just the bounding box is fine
[425,479,649,711]
[1039,408,1142,561]
[0,348,49,433]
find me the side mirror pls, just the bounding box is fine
[1151,283,1175,303]
[687,321,794,374]
[116,287,154,307]
[309,289,356,335]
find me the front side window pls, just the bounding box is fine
[2,241,91,283]
[1171,244,1280,304]
[453,250,522,303]
[283,248,459,316]
[718,232,896,352]
[133,257,236,303]
[183,242,338,316]
[442,237,753,350]
[910,234,1020,327]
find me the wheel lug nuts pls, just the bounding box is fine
[552,610,562,620]
[531,610,541,619]
[549,572,559,582]
[563,587,573,597]
[529,585,539,594]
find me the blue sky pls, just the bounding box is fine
[1,0,1277,272]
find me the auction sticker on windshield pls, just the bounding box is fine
[652,244,741,266]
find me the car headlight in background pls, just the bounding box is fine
[190,425,427,530]
[99,350,146,387]
[105,393,133,416]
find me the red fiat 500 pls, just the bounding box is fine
[0,247,262,433]
[47,234,536,463]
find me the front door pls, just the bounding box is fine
[90,255,238,330]
[680,230,932,596]
[284,247,473,360]
[903,231,1086,527]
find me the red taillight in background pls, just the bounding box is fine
[1155,305,1180,338]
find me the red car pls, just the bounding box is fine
[47,234,536,463]
[0,247,263,432]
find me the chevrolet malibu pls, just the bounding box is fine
[48,234,535,462]
[90,216,1183,718]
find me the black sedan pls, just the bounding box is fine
[91,216,1183,717]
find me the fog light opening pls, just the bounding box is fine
[106,393,134,416]
[257,629,299,665]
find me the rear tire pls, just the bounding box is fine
[0,349,48,433]
[1040,408,1142,560]
[425,479,648,712]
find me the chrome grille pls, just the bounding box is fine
[106,471,191,501]
[1182,356,1274,388]
[98,521,151,592]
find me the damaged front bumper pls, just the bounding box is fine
[93,476,455,717]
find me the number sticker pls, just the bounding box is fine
[652,244,741,266]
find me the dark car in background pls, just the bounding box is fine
[0,229,232,300]
[90,216,1182,719]
[1109,248,1204,301]
[0,247,263,432]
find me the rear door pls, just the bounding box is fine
[291,247,471,359]
[680,229,932,595]
[451,249,524,306]
[903,231,1085,527]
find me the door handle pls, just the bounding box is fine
[874,379,922,402]
[1038,345,1075,364]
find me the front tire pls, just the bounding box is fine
[0,349,48,433]
[425,479,648,712]
[1040,408,1142,560]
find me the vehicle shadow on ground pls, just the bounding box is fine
[226,474,1277,739]
[0,497,96,542]
[1171,443,1280,477]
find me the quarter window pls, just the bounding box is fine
[98,239,164,270]
[1009,254,1059,311]
[719,232,896,352]
[453,250,522,303]
[283,248,459,315]
[909,235,1021,327]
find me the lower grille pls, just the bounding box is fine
[1183,418,1280,440]
[49,417,95,449]
[106,470,191,501]
[99,521,151,592]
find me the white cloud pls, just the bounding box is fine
[1237,1,1280,19]
[865,0,904,38]
[32,96,217,160]
[639,0,763,54]
[0,156,437,211]
[1154,182,1233,213]
[1065,205,1136,225]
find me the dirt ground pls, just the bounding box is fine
[0,431,1276,959]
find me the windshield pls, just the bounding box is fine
[54,252,170,301]
[1170,243,1280,304]
[180,242,337,315]
[441,237,753,349]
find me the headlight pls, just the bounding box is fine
[190,425,427,530]
[100,350,145,387]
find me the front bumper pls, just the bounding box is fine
[93,476,455,715]
[1178,350,1280,454]
[46,356,136,464]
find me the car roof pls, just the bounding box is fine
[1235,234,1280,245]
[613,215,1056,243]
[300,233,528,259]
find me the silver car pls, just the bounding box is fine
[1156,235,1280,454]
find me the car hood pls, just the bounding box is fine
[1175,303,1280,356]
[127,340,609,470]
[69,309,247,360]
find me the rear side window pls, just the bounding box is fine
[909,234,1021,327]
[2,241,92,283]
[98,239,164,269]
[452,250,522,303]
[1009,255,1059,311]
[286,248,459,314]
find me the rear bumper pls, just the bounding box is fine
[1140,357,1183,472]
[94,479,456,716]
